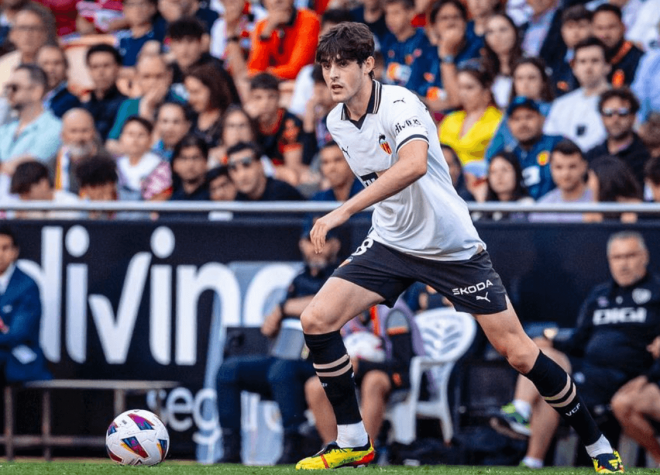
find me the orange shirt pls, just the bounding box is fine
[248,9,320,80]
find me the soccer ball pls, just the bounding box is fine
[105,409,170,466]
[344,331,386,362]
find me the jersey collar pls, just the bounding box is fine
[340,79,382,129]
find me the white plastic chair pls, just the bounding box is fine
[385,307,477,445]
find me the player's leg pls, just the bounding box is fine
[359,370,392,441]
[612,378,660,465]
[475,302,622,472]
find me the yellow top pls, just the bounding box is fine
[438,106,503,165]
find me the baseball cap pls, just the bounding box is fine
[507,96,541,116]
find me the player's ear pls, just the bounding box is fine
[364,56,375,76]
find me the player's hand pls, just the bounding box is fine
[310,208,350,253]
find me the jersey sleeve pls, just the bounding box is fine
[383,95,430,153]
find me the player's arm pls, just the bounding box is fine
[310,139,428,253]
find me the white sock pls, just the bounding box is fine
[522,456,543,469]
[513,399,532,420]
[336,421,369,448]
[585,435,614,457]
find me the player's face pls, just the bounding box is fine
[320,145,353,189]
[488,156,517,199]
[600,97,634,141]
[549,152,586,192]
[592,11,624,49]
[508,107,543,144]
[321,57,374,105]
[0,235,18,275]
[513,63,543,100]
[608,237,648,287]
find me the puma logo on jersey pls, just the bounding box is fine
[341,146,350,158]
[452,280,493,296]
[476,293,490,302]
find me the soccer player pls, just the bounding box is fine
[294,22,624,473]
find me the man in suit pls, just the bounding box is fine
[0,225,51,384]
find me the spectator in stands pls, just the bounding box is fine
[247,0,320,80]
[35,0,78,36]
[422,0,484,112]
[76,154,119,219]
[640,113,660,160]
[116,116,172,201]
[185,64,233,149]
[529,139,592,222]
[35,45,81,119]
[0,0,30,54]
[115,0,165,67]
[207,164,236,220]
[107,54,180,154]
[611,337,660,467]
[443,143,474,201]
[0,64,62,183]
[169,134,210,201]
[227,141,303,201]
[472,151,533,221]
[157,0,218,32]
[585,155,642,223]
[544,37,609,153]
[213,105,260,166]
[209,0,266,68]
[0,225,51,383]
[466,0,502,37]
[380,0,433,95]
[249,73,303,186]
[591,4,643,88]
[9,160,81,219]
[482,13,524,109]
[53,108,103,194]
[438,65,502,176]
[585,88,650,188]
[645,156,660,204]
[552,5,592,97]
[625,0,660,51]
[491,231,660,469]
[311,141,362,203]
[520,0,565,76]
[631,49,660,124]
[0,3,55,90]
[152,101,191,161]
[215,230,339,464]
[82,44,127,142]
[487,58,554,158]
[167,17,241,106]
[350,0,388,47]
[301,65,334,173]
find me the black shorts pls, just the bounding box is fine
[569,358,630,408]
[333,239,508,315]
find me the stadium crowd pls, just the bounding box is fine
[0,0,657,220]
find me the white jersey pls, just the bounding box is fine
[327,81,484,261]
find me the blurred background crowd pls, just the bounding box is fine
[0,0,659,220]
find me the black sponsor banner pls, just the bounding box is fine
[8,219,660,456]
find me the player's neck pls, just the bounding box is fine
[344,78,373,121]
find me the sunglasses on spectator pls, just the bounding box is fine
[228,157,254,171]
[601,107,631,118]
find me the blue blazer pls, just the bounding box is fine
[0,266,51,383]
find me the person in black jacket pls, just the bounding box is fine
[491,231,660,469]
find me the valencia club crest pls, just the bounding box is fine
[379,134,392,154]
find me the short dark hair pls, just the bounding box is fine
[38,45,68,69]
[0,225,18,247]
[561,5,592,24]
[593,3,622,21]
[457,61,494,90]
[10,160,50,194]
[574,36,607,60]
[320,140,340,152]
[220,105,259,142]
[551,139,584,160]
[172,134,209,162]
[167,16,206,41]
[17,2,56,44]
[86,43,122,66]
[250,72,280,92]
[384,0,415,10]
[155,100,193,123]
[226,141,262,161]
[206,164,230,182]
[589,155,642,202]
[320,8,353,27]
[121,115,154,135]
[645,156,660,185]
[430,0,468,24]
[15,63,48,91]
[598,87,640,115]
[186,64,233,112]
[76,155,118,187]
[316,22,375,71]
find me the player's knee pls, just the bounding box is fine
[301,304,334,334]
[498,338,538,373]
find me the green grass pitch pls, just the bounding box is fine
[0,462,658,474]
